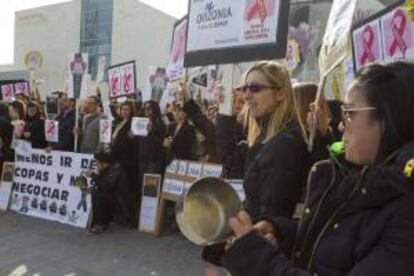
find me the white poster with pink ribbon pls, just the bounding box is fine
[45,120,59,143]
[1,84,14,102]
[14,82,30,97]
[353,19,383,71]
[381,7,414,61]
[99,119,112,144]
[107,61,136,98]
[167,17,188,80]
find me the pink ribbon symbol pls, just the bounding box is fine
[47,121,55,135]
[101,121,109,135]
[111,76,119,95]
[389,9,408,57]
[124,73,132,92]
[246,0,268,23]
[359,25,376,65]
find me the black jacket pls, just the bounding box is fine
[25,117,47,149]
[243,122,310,220]
[54,109,76,151]
[138,118,166,173]
[166,121,197,163]
[216,114,248,179]
[223,143,414,276]
[0,117,13,149]
[183,99,219,163]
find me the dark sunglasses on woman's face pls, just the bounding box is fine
[235,82,280,94]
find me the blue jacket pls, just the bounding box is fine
[223,143,414,276]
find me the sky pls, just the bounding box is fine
[0,0,188,65]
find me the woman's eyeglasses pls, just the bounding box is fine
[341,106,376,124]
[235,82,280,94]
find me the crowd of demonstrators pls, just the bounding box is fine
[220,61,414,276]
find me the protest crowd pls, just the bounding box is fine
[1,0,414,276]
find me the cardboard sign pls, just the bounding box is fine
[10,148,95,228]
[0,162,14,211]
[353,19,383,71]
[1,84,14,102]
[139,174,162,233]
[45,120,59,143]
[131,117,150,137]
[99,119,112,144]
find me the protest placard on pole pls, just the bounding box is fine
[68,53,88,100]
[45,120,59,143]
[131,117,150,137]
[167,16,188,81]
[99,119,112,144]
[108,61,136,98]
[309,0,358,151]
[1,84,15,102]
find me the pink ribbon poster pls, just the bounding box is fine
[1,84,14,102]
[14,82,30,97]
[108,66,121,97]
[45,120,59,143]
[167,17,188,80]
[99,119,112,144]
[121,63,135,95]
[381,7,414,61]
[353,19,383,71]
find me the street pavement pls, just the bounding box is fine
[0,212,227,276]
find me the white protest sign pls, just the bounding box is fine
[177,161,188,176]
[10,149,95,228]
[201,164,223,178]
[167,17,188,80]
[162,178,184,196]
[45,120,59,143]
[131,117,150,137]
[1,84,14,102]
[187,0,281,51]
[99,119,112,144]
[186,162,202,178]
[139,174,162,233]
[166,160,178,174]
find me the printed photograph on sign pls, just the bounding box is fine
[108,66,121,97]
[353,19,383,71]
[142,174,161,198]
[1,163,15,183]
[121,63,135,96]
[1,84,14,102]
[381,7,414,61]
[68,53,88,99]
[14,82,30,97]
[45,120,59,143]
[148,67,169,103]
[167,17,188,80]
[99,119,112,144]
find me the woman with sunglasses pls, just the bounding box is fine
[221,61,414,276]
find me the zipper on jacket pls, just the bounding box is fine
[306,166,368,271]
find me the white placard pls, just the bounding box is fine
[0,182,13,211]
[162,178,184,196]
[1,84,14,102]
[177,161,188,176]
[131,117,150,137]
[201,164,223,178]
[187,0,281,51]
[166,160,178,174]
[186,162,202,178]
[45,120,59,143]
[139,174,161,232]
[167,18,188,80]
[10,148,95,228]
[99,119,112,143]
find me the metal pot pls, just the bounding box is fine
[176,177,242,246]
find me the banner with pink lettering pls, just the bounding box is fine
[45,120,59,143]
[107,61,136,98]
[353,19,383,71]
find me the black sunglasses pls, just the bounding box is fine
[236,82,280,94]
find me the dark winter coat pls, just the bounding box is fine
[54,109,76,151]
[166,120,197,163]
[25,117,47,149]
[223,143,414,276]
